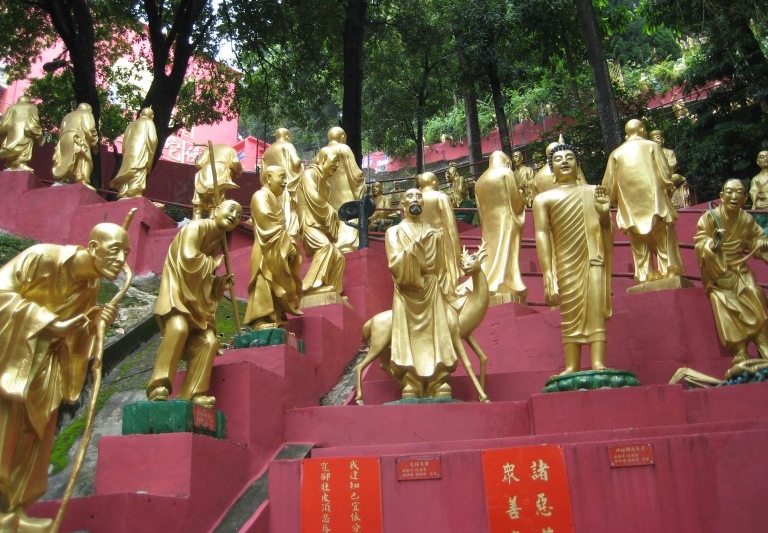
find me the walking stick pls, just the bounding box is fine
[51,208,137,533]
[206,140,242,335]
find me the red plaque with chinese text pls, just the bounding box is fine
[396,456,442,481]
[192,405,217,432]
[609,443,654,467]
[301,457,383,533]
[482,446,575,533]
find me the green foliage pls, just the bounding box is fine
[0,233,38,267]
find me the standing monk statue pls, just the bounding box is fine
[649,129,692,209]
[694,179,768,364]
[533,144,613,375]
[445,163,466,208]
[512,150,535,208]
[0,223,130,531]
[749,150,768,230]
[297,146,345,296]
[245,166,303,329]
[192,144,242,219]
[109,108,158,199]
[417,171,463,293]
[474,151,527,302]
[385,189,464,399]
[52,103,99,188]
[146,200,242,409]
[0,95,43,172]
[324,127,365,252]
[261,127,304,236]
[602,119,685,283]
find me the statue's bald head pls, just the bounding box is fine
[327,127,346,143]
[87,223,130,280]
[275,127,291,142]
[625,119,647,139]
[489,151,512,169]
[417,172,438,190]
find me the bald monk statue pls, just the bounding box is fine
[324,127,365,252]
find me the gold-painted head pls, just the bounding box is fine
[720,179,747,214]
[213,200,243,232]
[88,223,131,280]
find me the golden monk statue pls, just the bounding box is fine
[384,189,481,399]
[533,143,613,374]
[52,103,99,188]
[531,141,585,199]
[0,95,43,172]
[649,129,692,209]
[109,108,158,199]
[192,144,242,219]
[297,146,345,296]
[602,119,685,283]
[261,127,304,236]
[146,200,242,408]
[417,171,463,292]
[244,166,303,329]
[512,150,535,208]
[474,151,527,301]
[445,162,467,207]
[324,127,365,252]
[369,181,398,231]
[694,179,768,364]
[749,150,768,210]
[0,223,129,531]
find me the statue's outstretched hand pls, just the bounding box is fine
[45,314,90,337]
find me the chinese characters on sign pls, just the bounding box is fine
[301,456,383,533]
[608,443,654,468]
[396,456,442,481]
[482,446,575,533]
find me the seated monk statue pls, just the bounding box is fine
[244,166,303,329]
[694,179,768,364]
[0,95,43,172]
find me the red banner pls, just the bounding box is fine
[482,446,574,533]
[301,456,383,533]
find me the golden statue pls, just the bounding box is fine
[602,119,685,283]
[261,128,304,236]
[52,103,99,188]
[244,166,303,329]
[146,200,242,408]
[649,129,691,209]
[0,95,43,172]
[417,171,463,292]
[355,240,491,404]
[0,223,130,531]
[109,108,158,199]
[445,162,467,208]
[322,127,365,252]
[749,150,768,210]
[512,150,535,208]
[369,181,398,231]
[531,141,585,199]
[533,144,613,374]
[365,189,488,401]
[297,146,345,296]
[474,151,527,301]
[192,144,242,219]
[694,179,768,364]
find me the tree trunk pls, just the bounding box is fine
[573,0,622,153]
[341,0,367,166]
[488,60,512,157]
[463,87,483,183]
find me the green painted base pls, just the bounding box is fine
[543,369,641,393]
[384,397,463,405]
[233,327,305,353]
[122,400,227,439]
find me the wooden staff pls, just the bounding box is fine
[206,140,242,335]
[51,208,137,533]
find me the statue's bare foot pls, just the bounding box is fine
[557,368,578,376]
[592,363,607,371]
[14,508,51,532]
[148,386,169,401]
[191,394,216,409]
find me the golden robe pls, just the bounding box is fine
[514,165,535,208]
[244,187,302,326]
[192,145,242,215]
[0,97,42,170]
[52,106,98,185]
[536,184,613,342]
[0,245,99,509]
[475,158,527,297]
[326,141,365,252]
[297,163,345,293]
[694,206,768,350]
[109,113,157,198]
[386,220,456,378]
[261,137,304,236]
[419,188,462,293]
